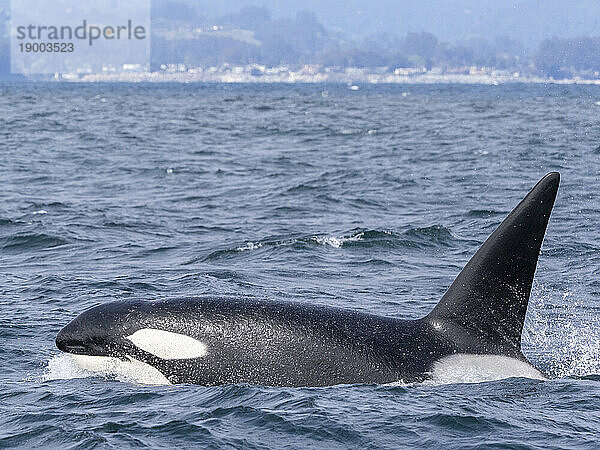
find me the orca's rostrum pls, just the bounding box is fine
[56,173,560,386]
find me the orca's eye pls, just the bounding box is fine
[126,328,208,360]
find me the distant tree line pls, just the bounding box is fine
[151,6,329,68]
[535,37,600,78]
[149,5,530,73]
[149,5,533,75]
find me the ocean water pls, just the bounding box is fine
[1,82,600,448]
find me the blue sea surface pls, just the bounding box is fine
[1,82,600,448]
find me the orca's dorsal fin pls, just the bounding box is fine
[427,172,559,357]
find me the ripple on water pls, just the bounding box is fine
[0,233,70,253]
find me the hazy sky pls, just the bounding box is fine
[182,0,600,47]
[3,0,600,48]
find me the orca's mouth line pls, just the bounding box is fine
[56,336,141,362]
[60,346,146,365]
[61,345,87,354]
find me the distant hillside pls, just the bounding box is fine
[172,0,600,48]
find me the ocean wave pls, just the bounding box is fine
[466,209,504,218]
[27,201,69,210]
[313,233,365,248]
[0,218,19,227]
[195,226,458,262]
[316,227,457,249]
[0,233,70,253]
[236,242,264,251]
[401,226,456,247]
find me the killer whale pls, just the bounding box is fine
[56,172,560,386]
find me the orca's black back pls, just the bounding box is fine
[118,297,450,386]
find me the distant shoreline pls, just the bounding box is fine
[53,71,600,85]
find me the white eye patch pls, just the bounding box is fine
[126,328,208,360]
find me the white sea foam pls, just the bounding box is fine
[314,232,364,248]
[523,285,600,378]
[314,236,344,248]
[32,210,47,215]
[43,353,93,381]
[236,241,263,251]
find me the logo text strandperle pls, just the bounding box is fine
[16,20,146,46]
